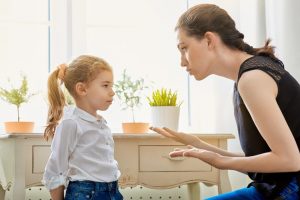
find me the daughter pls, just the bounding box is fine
[43,55,123,200]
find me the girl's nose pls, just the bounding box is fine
[111,89,115,96]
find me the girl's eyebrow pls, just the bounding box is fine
[102,80,112,84]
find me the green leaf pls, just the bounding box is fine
[0,74,37,121]
[146,88,182,106]
[114,69,148,122]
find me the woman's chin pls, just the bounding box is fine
[193,75,205,81]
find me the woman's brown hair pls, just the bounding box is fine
[175,4,276,59]
[44,55,112,140]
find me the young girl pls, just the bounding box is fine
[43,55,123,200]
[151,4,300,200]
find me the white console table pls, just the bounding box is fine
[0,133,234,200]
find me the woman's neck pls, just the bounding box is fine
[212,47,253,82]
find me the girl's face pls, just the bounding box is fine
[177,29,214,80]
[85,70,115,111]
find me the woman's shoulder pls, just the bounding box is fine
[238,55,286,84]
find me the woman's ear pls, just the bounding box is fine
[204,32,216,50]
[75,82,87,96]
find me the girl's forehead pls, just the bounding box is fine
[95,70,113,80]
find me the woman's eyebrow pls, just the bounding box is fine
[177,42,184,49]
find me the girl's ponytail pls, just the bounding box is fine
[44,65,67,140]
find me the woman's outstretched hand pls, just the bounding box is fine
[150,127,225,169]
[149,126,201,147]
[170,145,223,168]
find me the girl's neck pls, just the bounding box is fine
[75,101,98,118]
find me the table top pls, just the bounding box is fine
[0,132,235,139]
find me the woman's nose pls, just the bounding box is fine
[181,56,188,67]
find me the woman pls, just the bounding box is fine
[151,4,300,200]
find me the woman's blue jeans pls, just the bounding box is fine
[205,177,299,200]
[65,180,123,200]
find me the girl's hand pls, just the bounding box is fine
[170,145,223,168]
[150,126,201,146]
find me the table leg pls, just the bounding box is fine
[218,170,231,194]
[187,182,200,200]
[10,140,26,200]
[0,188,4,200]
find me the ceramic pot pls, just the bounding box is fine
[122,122,149,134]
[4,121,34,134]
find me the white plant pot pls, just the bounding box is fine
[150,106,180,131]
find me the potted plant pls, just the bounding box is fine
[0,74,37,133]
[147,88,182,131]
[114,70,149,134]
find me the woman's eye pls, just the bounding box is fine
[180,47,186,51]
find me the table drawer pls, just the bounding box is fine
[139,145,212,172]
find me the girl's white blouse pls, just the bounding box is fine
[42,107,121,190]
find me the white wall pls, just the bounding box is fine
[265,0,300,81]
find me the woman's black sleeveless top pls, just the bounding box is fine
[233,55,300,198]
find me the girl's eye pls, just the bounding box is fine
[103,84,109,88]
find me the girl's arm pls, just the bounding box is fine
[50,185,65,200]
[174,70,300,173]
[43,119,78,194]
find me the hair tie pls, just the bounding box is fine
[239,33,244,39]
[57,64,67,82]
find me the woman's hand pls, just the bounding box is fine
[170,146,224,169]
[150,127,201,146]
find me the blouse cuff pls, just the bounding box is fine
[42,174,67,190]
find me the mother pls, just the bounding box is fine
[151,4,300,200]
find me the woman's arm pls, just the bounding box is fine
[176,70,300,173]
[224,69,300,172]
[150,127,244,157]
[50,185,65,200]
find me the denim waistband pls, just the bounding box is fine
[69,180,119,192]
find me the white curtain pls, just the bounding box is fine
[265,0,300,81]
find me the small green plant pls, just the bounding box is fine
[114,70,148,122]
[147,88,181,106]
[0,75,36,122]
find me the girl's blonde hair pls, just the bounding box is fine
[44,55,112,140]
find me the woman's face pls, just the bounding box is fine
[177,28,213,80]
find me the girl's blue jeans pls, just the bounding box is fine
[65,180,123,200]
[205,177,299,200]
